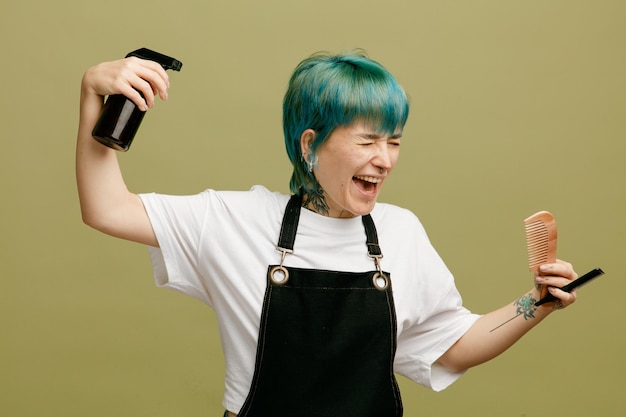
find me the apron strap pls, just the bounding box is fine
[276,194,303,251]
[277,194,383,258]
[362,213,382,257]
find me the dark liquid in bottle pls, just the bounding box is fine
[92,94,146,152]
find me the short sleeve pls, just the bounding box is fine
[139,191,213,305]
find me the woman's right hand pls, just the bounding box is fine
[81,57,170,111]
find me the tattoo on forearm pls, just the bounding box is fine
[302,188,329,216]
[514,294,538,320]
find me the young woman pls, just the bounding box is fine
[76,51,577,417]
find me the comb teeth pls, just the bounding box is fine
[524,211,557,271]
[525,220,550,265]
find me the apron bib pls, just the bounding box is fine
[238,195,403,417]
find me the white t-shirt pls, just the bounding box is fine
[139,185,480,413]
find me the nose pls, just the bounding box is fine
[372,142,394,172]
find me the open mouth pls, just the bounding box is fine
[353,175,382,194]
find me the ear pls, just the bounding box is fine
[300,129,316,160]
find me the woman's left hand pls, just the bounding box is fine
[535,259,578,309]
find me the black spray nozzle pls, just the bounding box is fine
[126,48,182,71]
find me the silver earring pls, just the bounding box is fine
[303,154,314,173]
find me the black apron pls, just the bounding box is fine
[237,194,403,417]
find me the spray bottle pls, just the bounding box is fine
[92,48,183,151]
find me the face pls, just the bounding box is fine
[303,121,402,218]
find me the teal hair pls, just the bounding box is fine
[283,50,410,195]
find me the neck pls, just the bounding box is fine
[301,191,356,219]
[301,190,329,216]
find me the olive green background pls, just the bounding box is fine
[1,0,624,416]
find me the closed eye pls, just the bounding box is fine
[354,132,402,146]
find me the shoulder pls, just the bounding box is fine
[371,202,427,236]
[139,186,292,239]
[207,186,291,225]
[215,185,290,211]
[370,202,438,264]
[141,185,290,215]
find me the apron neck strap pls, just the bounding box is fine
[276,194,303,252]
[361,214,382,257]
[277,194,382,258]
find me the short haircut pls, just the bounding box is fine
[283,50,410,195]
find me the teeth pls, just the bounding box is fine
[354,175,382,184]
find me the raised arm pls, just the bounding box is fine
[438,260,578,372]
[76,57,170,246]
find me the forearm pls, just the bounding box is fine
[75,73,156,245]
[444,287,552,372]
[437,262,577,372]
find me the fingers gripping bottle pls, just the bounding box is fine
[92,48,183,151]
